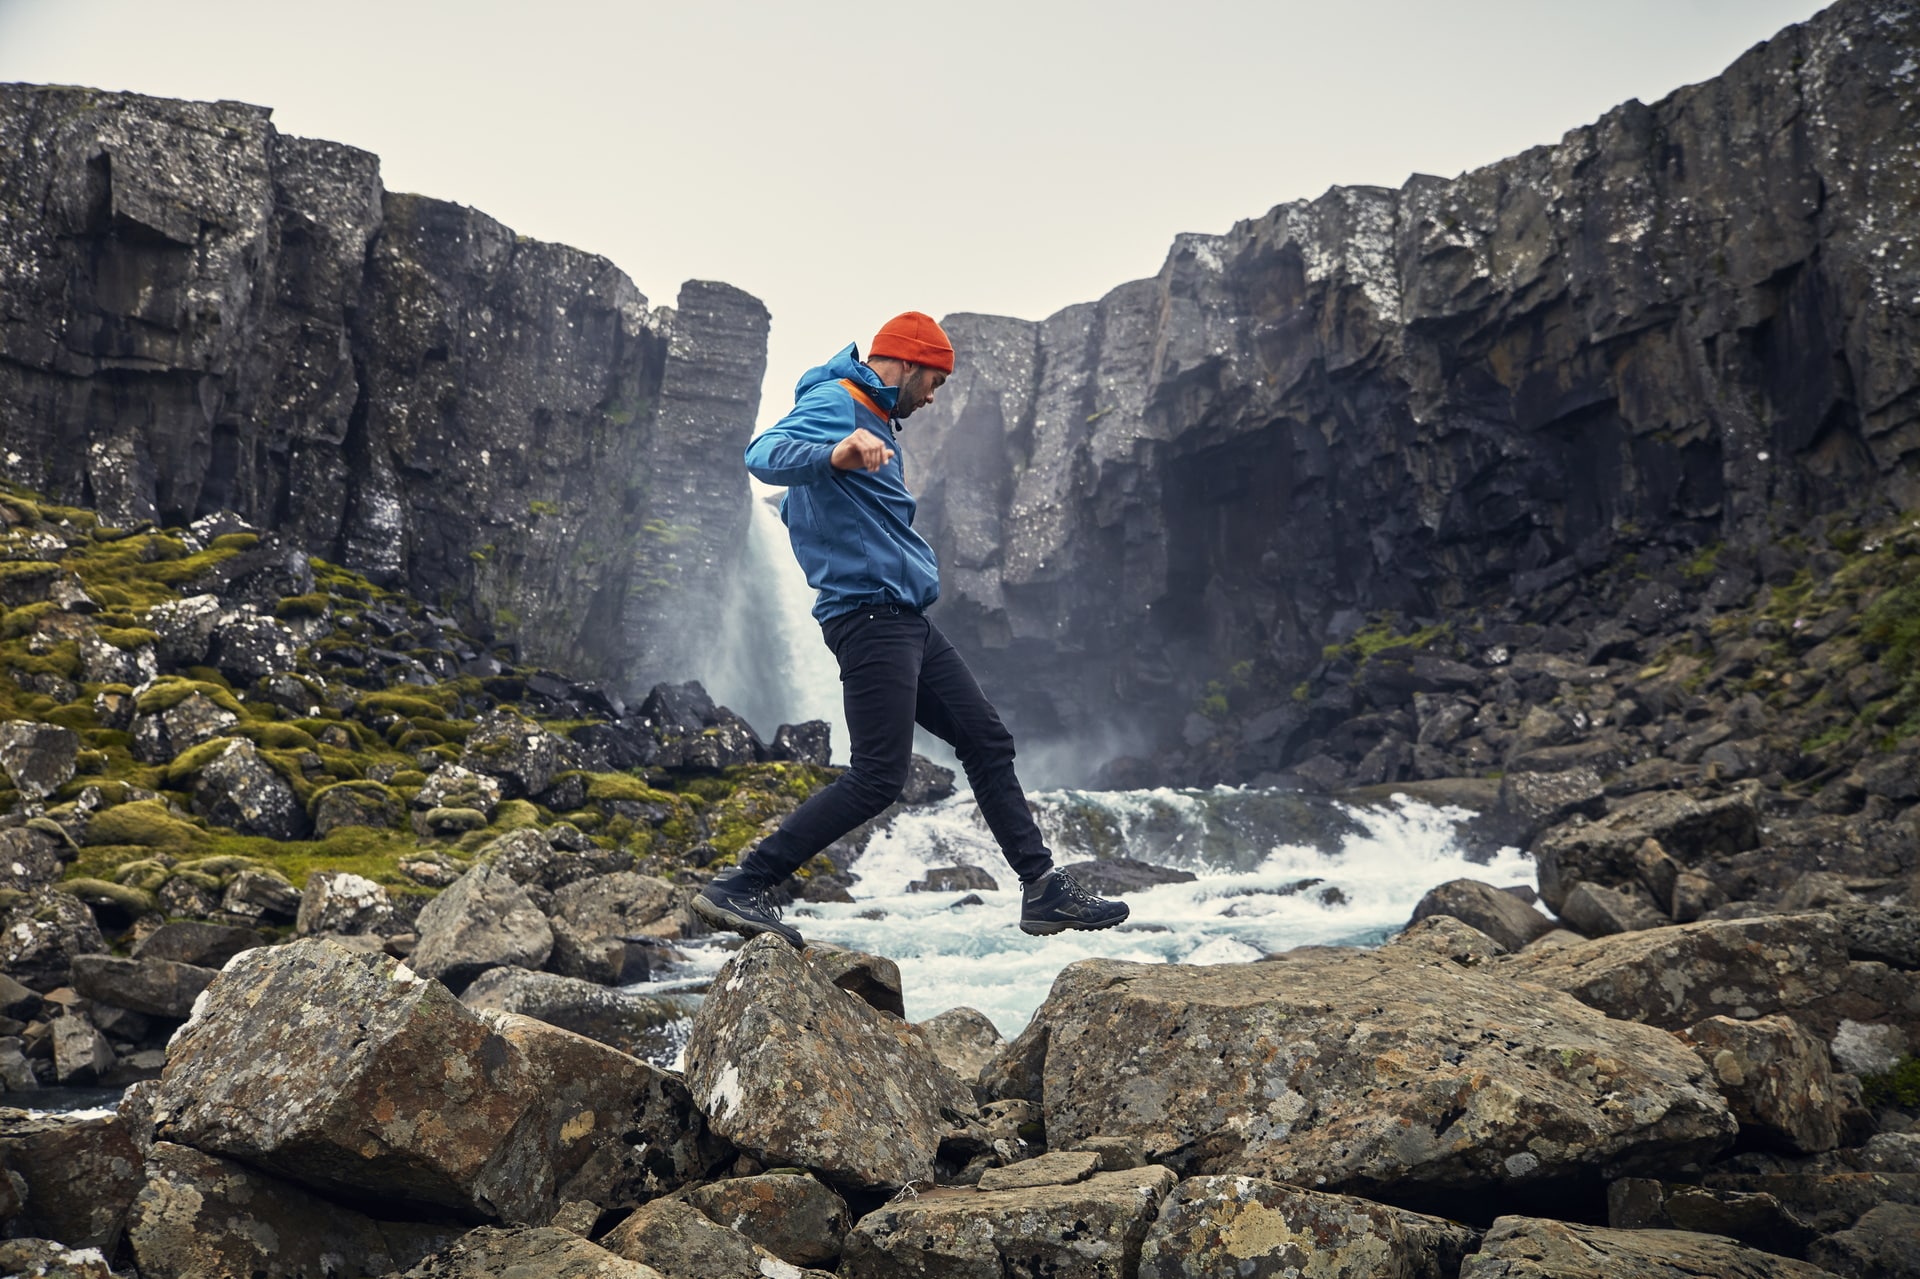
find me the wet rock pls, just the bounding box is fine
[1806,1202,1920,1279]
[0,720,77,800]
[914,1006,1005,1089]
[0,1110,143,1252]
[1560,880,1669,936]
[842,1165,1177,1278]
[220,866,302,922]
[684,1173,851,1269]
[1000,946,1734,1196]
[461,968,683,1060]
[295,869,396,936]
[601,1197,835,1279]
[637,682,764,771]
[0,1240,119,1279]
[410,862,554,991]
[1457,1215,1840,1277]
[152,939,559,1222]
[1056,856,1199,895]
[1,888,106,991]
[1138,1174,1417,1279]
[684,934,975,1190]
[769,720,832,766]
[129,921,263,969]
[1408,878,1554,952]
[51,1011,114,1085]
[189,738,308,839]
[125,1141,441,1279]
[806,944,906,1018]
[69,956,217,1013]
[460,709,578,799]
[1682,1015,1845,1154]
[310,779,403,835]
[1504,913,1850,1030]
[0,1037,38,1091]
[1532,788,1761,912]
[402,1226,666,1278]
[908,865,999,893]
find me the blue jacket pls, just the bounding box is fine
[745,344,940,622]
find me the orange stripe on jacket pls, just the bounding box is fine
[839,378,892,428]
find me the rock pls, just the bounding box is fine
[1608,1179,1819,1257]
[684,1173,851,1269]
[684,934,975,1189]
[51,1011,114,1085]
[0,1240,118,1279]
[546,917,630,986]
[461,968,684,1060]
[1408,878,1554,951]
[1383,914,1511,966]
[601,1197,834,1279]
[0,1110,143,1252]
[768,720,832,766]
[189,738,309,839]
[129,921,264,968]
[1504,913,1850,1030]
[1056,856,1199,895]
[402,1226,667,1278]
[1672,870,1728,923]
[0,720,78,800]
[1532,789,1761,912]
[1683,1015,1845,1154]
[913,1006,1005,1088]
[153,939,565,1222]
[460,709,578,799]
[976,1149,1099,1190]
[1457,1215,1841,1277]
[908,865,1000,893]
[125,1141,446,1279]
[842,1165,1177,1278]
[637,682,764,771]
[142,595,222,667]
[295,869,395,936]
[1806,1202,1920,1279]
[1560,880,1670,936]
[413,764,502,819]
[310,779,403,835]
[1,888,106,991]
[548,871,675,940]
[220,866,302,922]
[0,824,68,894]
[805,944,906,1018]
[1137,1174,1417,1279]
[209,613,299,682]
[999,947,1734,1196]
[0,1037,38,1092]
[1632,838,1684,913]
[1073,1135,1146,1172]
[1831,901,1920,969]
[67,956,216,1013]
[130,692,241,764]
[410,862,554,991]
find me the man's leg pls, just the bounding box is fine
[914,622,1127,934]
[695,608,924,945]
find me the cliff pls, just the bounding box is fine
[0,86,768,697]
[904,0,1920,769]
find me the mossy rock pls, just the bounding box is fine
[583,772,676,804]
[173,854,266,884]
[274,593,331,620]
[84,799,211,851]
[56,876,158,917]
[135,677,247,720]
[419,806,489,835]
[96,626,160,651]
[357,692,450,721]
[491,798,540,831]
[112,857,174,893]
[24,816,76,850]
[243,722,320,752]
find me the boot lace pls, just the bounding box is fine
[1052,869,1104,907]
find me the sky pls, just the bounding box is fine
[0,0,1827,426]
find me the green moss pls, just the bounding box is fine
[0,601,59,639]
[491,798,540,831]
[357,692,449,721]
[0,560,62,584]
[243,722,320,752]
[1861,1055,1920,1109]
[275,593,331,620]
[112,857,174,893]
[1322,616,1453,665]
[84,799,212,851]
[584,772,676,804]
[96,626,159,651]
[162,737,241,788]
[56,877,157,917]
[134,677,247,719]
[1680,543,1722,582]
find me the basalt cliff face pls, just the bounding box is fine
[906,0,1920,770]
[0,86,768,697]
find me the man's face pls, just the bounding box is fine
[893,363,948,419]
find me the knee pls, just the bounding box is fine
[844,758,912,813]
[957,723,1016,772]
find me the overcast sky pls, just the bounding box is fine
[1,0,1825,425]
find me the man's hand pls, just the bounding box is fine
[830,428,894,473]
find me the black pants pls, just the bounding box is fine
[742,605,1054,885]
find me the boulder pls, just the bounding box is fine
[1532,788,1760,912]
[129,921,264,968]
[142,594,222,667]
[0,1240,118,1279]
[1559,880,1669,936]
[1056,856,1199,895]
[1408,879,1553,952]
[460,709,578,799]
[51,1011,114,1085]
[461,968,685,1060]
[636,682,763,771]
[295,869,396,936]
[311,780,403,835]
[976,1149,1098,1190]
[125,1141,449,1279]
[1503,913,1851,1030]
[1831,901,1920,969]
[601,1197,835,1279]
[0,1110,143,1252]
[1607,1179,1819,1257]
[190,738,308,839]
[913,1006,1005,1088]
[1805,1202,1920,1279]
[1,887,106,991]
[69,954,217,1018]
[1138,1175,1417,1279]
[684,1173,851,1269]
[410,862,554,991]
[1457,1215,1841,1278]
[768,720,832,765]
[806,944,906,1017]
[152,939,560,1222]
[402,1226,666,1278]
[130,692,239,764]
[548,872,676,940]
[220,867,301,922]
[684,934,975,1189]
[997,947,1734,1197]
[0,824,67,894]
[841,1165,1177,1279]
[908,865,1000,893]
[210,612,299,682]
[413,764,502,819]
[547,917,632,985]
[0,720,78,800]
[1682,1015,1845,1154]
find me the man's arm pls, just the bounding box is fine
[745,391,894,485]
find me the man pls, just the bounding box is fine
[693,311,1128,948]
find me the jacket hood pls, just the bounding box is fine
[794,343,900,415]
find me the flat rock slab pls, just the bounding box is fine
[1458,1215,1842,1277]
[404,1226,666,1278]
[462,967,685,1060]
[975,1149,1099,1190]
[1004,947,1733,1196]
[1503,914,1850,1030]
[0,1109,143,1252]
[600,1197,835,1279]
[684,934,974,1189]
[130,921,264,968]
[844,1165,1177,1278]
[1139,1175,1417,1279]
[685,1173,851,1268]
[69,954,217,1018]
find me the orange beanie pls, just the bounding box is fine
[869,311,955,373]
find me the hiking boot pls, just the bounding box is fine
[1019,868,1128,936]
[693,866,804,948]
